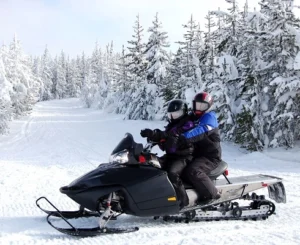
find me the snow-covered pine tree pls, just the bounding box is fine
[5,35,40,117]
[95,44,110,110]
[55,51,67,99]
[209,56,237,141]
[144,13,169,85]
[233,5,269,151]
[0,48,12,134]
[177,15,203,106]
[39,46,54,101]
[124,78,159,120]
[126,15,147,79]
[122,15,150,119]
[67,58,82,97]
[79,52,88,89]
[113,45,132,114]
[201,10,235,140]
[166,48,184,100]
[144,13,170,119]
[80,42,101,108]
[258,0,300,148]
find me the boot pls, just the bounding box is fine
[175,184,189,209]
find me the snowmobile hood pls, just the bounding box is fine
[60,163,124,194]
[60,163,164,195]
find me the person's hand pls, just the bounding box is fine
[165,135,189,153]
[140,128,153,138]
[177,135,188,147]
[165,136,178,153]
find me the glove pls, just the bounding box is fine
[165,135,190,154]
[140,128,153,138]
[177,135,189,148]
[165,136,179,154]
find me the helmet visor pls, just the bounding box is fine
[167,109,184,120]
[195,102,209,111]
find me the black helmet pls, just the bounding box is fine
[192,92,213,116]
[167,99,188,121]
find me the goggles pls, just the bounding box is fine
[194,101,209,111]
[167,109,184,120]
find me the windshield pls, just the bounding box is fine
[111,133,135,155]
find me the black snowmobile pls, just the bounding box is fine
[36,133,286,237]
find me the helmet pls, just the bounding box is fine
[167,99,188,121]
[192,92,213,116]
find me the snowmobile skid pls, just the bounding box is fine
[36,133,286,237]
[36,196,138,237]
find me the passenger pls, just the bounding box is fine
[172,92,222,202]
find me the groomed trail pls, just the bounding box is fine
[0,98,299,245]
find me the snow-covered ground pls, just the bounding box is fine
[0,98,299,245]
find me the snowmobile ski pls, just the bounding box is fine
[36,196,100,219]
[46,212,138,237]
[38,194,138,237]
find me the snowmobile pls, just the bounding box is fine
[36,133,286,237]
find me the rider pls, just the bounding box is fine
[174,92,222,203]
[140,99,194,209]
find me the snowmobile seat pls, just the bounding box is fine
[183,161,228,189]
[208,160,228,179]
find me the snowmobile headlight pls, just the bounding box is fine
[109,150,129,164]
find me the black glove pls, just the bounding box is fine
[140,128,153,138]
[177,135,189,148]
[165,136,179,153]
[165,135,190,153]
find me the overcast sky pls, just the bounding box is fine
[1,0,299,58]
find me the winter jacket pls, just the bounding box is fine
[183,111,222,163]
[159,115,194,156]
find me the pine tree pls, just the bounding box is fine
[177,15,203,104]
[258,0,300,148]
[144,13,170,85]
[55,51,67,99]
[144,13,170,119]
[67,58,82,97]
[234,6,268,150]
[126,15,147,79]
[5,35,40,117]
[40,46,54,101]
[0,49,12,134]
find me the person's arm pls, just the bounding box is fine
[183,112,218,143]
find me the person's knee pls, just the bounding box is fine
[168,171,179,181]
[187,167,206,179]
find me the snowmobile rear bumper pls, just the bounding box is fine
[268,181,286,203]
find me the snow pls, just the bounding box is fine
[1,98,300,245]
[294,51,300,70]
[216,55,239,80]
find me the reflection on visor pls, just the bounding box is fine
[167,110,184,120]
[195,102,209,111]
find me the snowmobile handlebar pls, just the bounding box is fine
[143,139,158,153]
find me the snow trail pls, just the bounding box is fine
[0,98,299,245]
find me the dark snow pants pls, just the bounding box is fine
[160,155,190,208]
[182,156,219,201]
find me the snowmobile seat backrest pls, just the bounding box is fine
[207,161,228,179]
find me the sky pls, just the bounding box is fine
[0,0,299,58]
